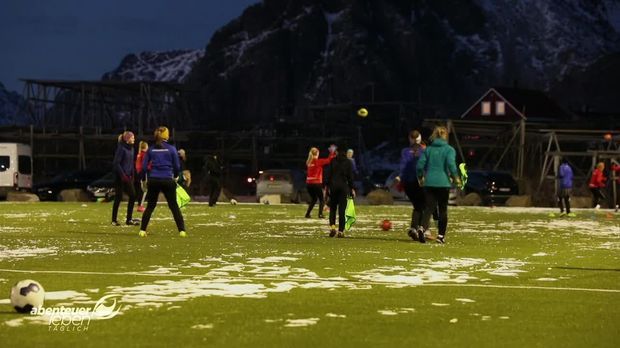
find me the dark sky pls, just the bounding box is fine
[0,0,258,92]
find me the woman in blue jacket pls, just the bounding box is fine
[138,126,186,237]
[111,131,139,226]
[416,126,460,244]
[395,130,426,240]
[557,159,574,216]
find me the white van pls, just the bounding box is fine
[0,143,33,197]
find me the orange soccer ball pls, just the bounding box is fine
[381,219,392,231]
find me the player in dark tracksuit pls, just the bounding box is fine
[111,131,138,226]
[138,126,186,237]
[395,130,426,240]
[204,155,223,207]
[327,150,355,238]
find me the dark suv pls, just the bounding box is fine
[464,171,519,205]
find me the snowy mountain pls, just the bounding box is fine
[103,49,205,82]
[0,82,26,126]
[184,0,620,128]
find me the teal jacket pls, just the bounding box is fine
[416,138,458,188]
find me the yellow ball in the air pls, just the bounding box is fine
[357,108,368,117]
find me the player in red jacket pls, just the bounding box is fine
[135,141,149,213]
[305,146,336,218]
[589,162,607,209]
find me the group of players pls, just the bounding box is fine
[109,124,615,242]
[305,125,462,244]
[111,126,187,238]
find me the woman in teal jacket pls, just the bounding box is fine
[416,126,461,244]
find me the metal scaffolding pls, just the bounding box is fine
[20,79,193,135]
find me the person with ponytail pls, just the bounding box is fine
[305,145,336,218]
[111,131,139,226]
[135,141,149,213]
[416,126,460,244]
[395,130,426,240]
[138,126,187,237]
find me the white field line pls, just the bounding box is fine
[1,268,619,294]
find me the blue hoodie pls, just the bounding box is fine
[142,141,180,180]
[399,145,425,183]
[558,163,573,189]
[112,142,134,178]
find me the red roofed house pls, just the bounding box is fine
[460,87,573,122]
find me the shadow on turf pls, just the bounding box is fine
[553,266,620,272]
[281,234,416,243]
[65,229,141,238]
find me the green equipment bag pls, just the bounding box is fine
[458,163,468,190]
[176,184,191,210]
[345,196,356,231]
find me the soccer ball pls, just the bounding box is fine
[381,219,392,231]
[357,108,368,117]
[10,279,45,313]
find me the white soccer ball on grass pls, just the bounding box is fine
[10,279,45,313]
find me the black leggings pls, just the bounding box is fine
[421,187,449,236]
[112,177,136,223]
[306,184,325,217]
[140,178,186,232]
[329,186,348,232]
[590,188,605,207]
[403,180,425,229]
[207,178,221,206]
[557,189,571,213]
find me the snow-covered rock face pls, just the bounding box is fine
[102,49,205,82]
[184,0,619,127]
[470,0,620,88]
[0,82,26,126]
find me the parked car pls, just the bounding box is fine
[34,169,109,201]
[0,143,33,198]
[86,172,116,201]
[464,170,519,205]
[256,169,305,203]
[385,170,457,205]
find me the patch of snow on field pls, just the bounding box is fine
[145,267,181,275]
[1,213,51,218]
[378,309,399,315]
[326,313,347,318]
[0,245,57,260]
[284,317,320,327]
[247,256,299,264]
[45,290,90,301]
[0,226,32,233]
[455,298,476,303]
[68,249,114,255]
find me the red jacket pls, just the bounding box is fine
[136,150,148,174]
[306,152,336,184]
[589,168,606,188]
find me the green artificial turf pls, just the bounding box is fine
[0,202,618,347]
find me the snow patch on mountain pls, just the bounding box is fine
[103,50,205,82]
